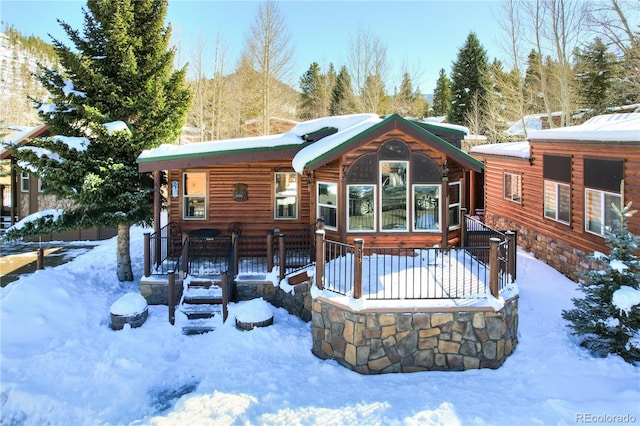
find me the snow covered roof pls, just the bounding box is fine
[0,123,49,160]
[138,114,484,173]
[469,141,531,159]
[527,113,640,142]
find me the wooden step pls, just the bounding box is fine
[180,304,222,320]
[183,286,223,305]
[181,318,219,335]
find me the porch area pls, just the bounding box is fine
[140,216,519,372]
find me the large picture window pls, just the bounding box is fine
[413,185,439,231]
[275,172,298,219]
[585,189,622,236]
[544,180,570,224]
[183,172,206,219]
[380,160,408,231]
[504,172,521,203]
[317,182,337,230]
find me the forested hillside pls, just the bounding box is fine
[0,26,58,126]
[1,0,638,142]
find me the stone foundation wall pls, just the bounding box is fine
[311,297,519,374]
[486,212,600,282]
[236,281,312,322]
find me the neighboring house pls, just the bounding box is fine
[0,124,116,241]
[470,113,640,281]
[137,113,484,249]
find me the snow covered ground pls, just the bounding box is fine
[1,226,639,426]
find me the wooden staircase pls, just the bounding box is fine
[179,278,227,335]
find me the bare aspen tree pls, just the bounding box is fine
[242,0,294,135]
[189,32,209,141]
[522,0,556,126]
[347,27,389,113]
[498,0,530,138]
[209,32,228,140]
[587,0,640,103]
[549,0,588,126]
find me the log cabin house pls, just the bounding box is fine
[470,113,640,281]
[0,124,116,240]
[137,113,484,257]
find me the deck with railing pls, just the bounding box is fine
[315,216,517,303]
[143,215,516,305]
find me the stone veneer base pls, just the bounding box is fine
[485,212,601,282]
[311,297,519,374]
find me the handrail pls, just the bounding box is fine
[318,235,516,302]
[144,222,182,276]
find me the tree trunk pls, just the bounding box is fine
[117,223,133,282]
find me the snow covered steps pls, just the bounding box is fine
[180,279,224,335]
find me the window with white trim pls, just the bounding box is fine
[503,172,521,203]
[413,185,439,231]
[448,181,461,229]
[275,172,298,219]
[20,171,29,192]
[583,158,624,236]
[347,184,375,231]
[183,172,206,219]
[585,189,622,236]
[317,182,337,230]
[544,180,571,224]
[380,160,408,231]
[543,155,571,224]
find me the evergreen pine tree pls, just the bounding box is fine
[299,62,323,120]
[562,202,640,364]
[573,37,621,117]
[330,65,356,115]
[432,68,451,117]
[6,0,191,281]
[394,72,416,117]
[447,32,490,125]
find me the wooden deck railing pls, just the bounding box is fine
[143,221,322,280]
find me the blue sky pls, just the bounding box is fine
[1,0,505,93]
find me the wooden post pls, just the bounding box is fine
[168,272,176,325]
[489,237,500,299]
[232,231,239,277]
[143,232,151,277]
[506,231,517,283]
[10,158,17,226]
[469,170,476,216]
[181,238,190,276]
[440,178,449,248]
[221,272,229,322]
[460,208,467,247]
[353,239,364,299]
[36,248,44,270]
[278,233,286,282]
[154,171,161,267]
[315,229,325,290]
[266,231,274,272]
